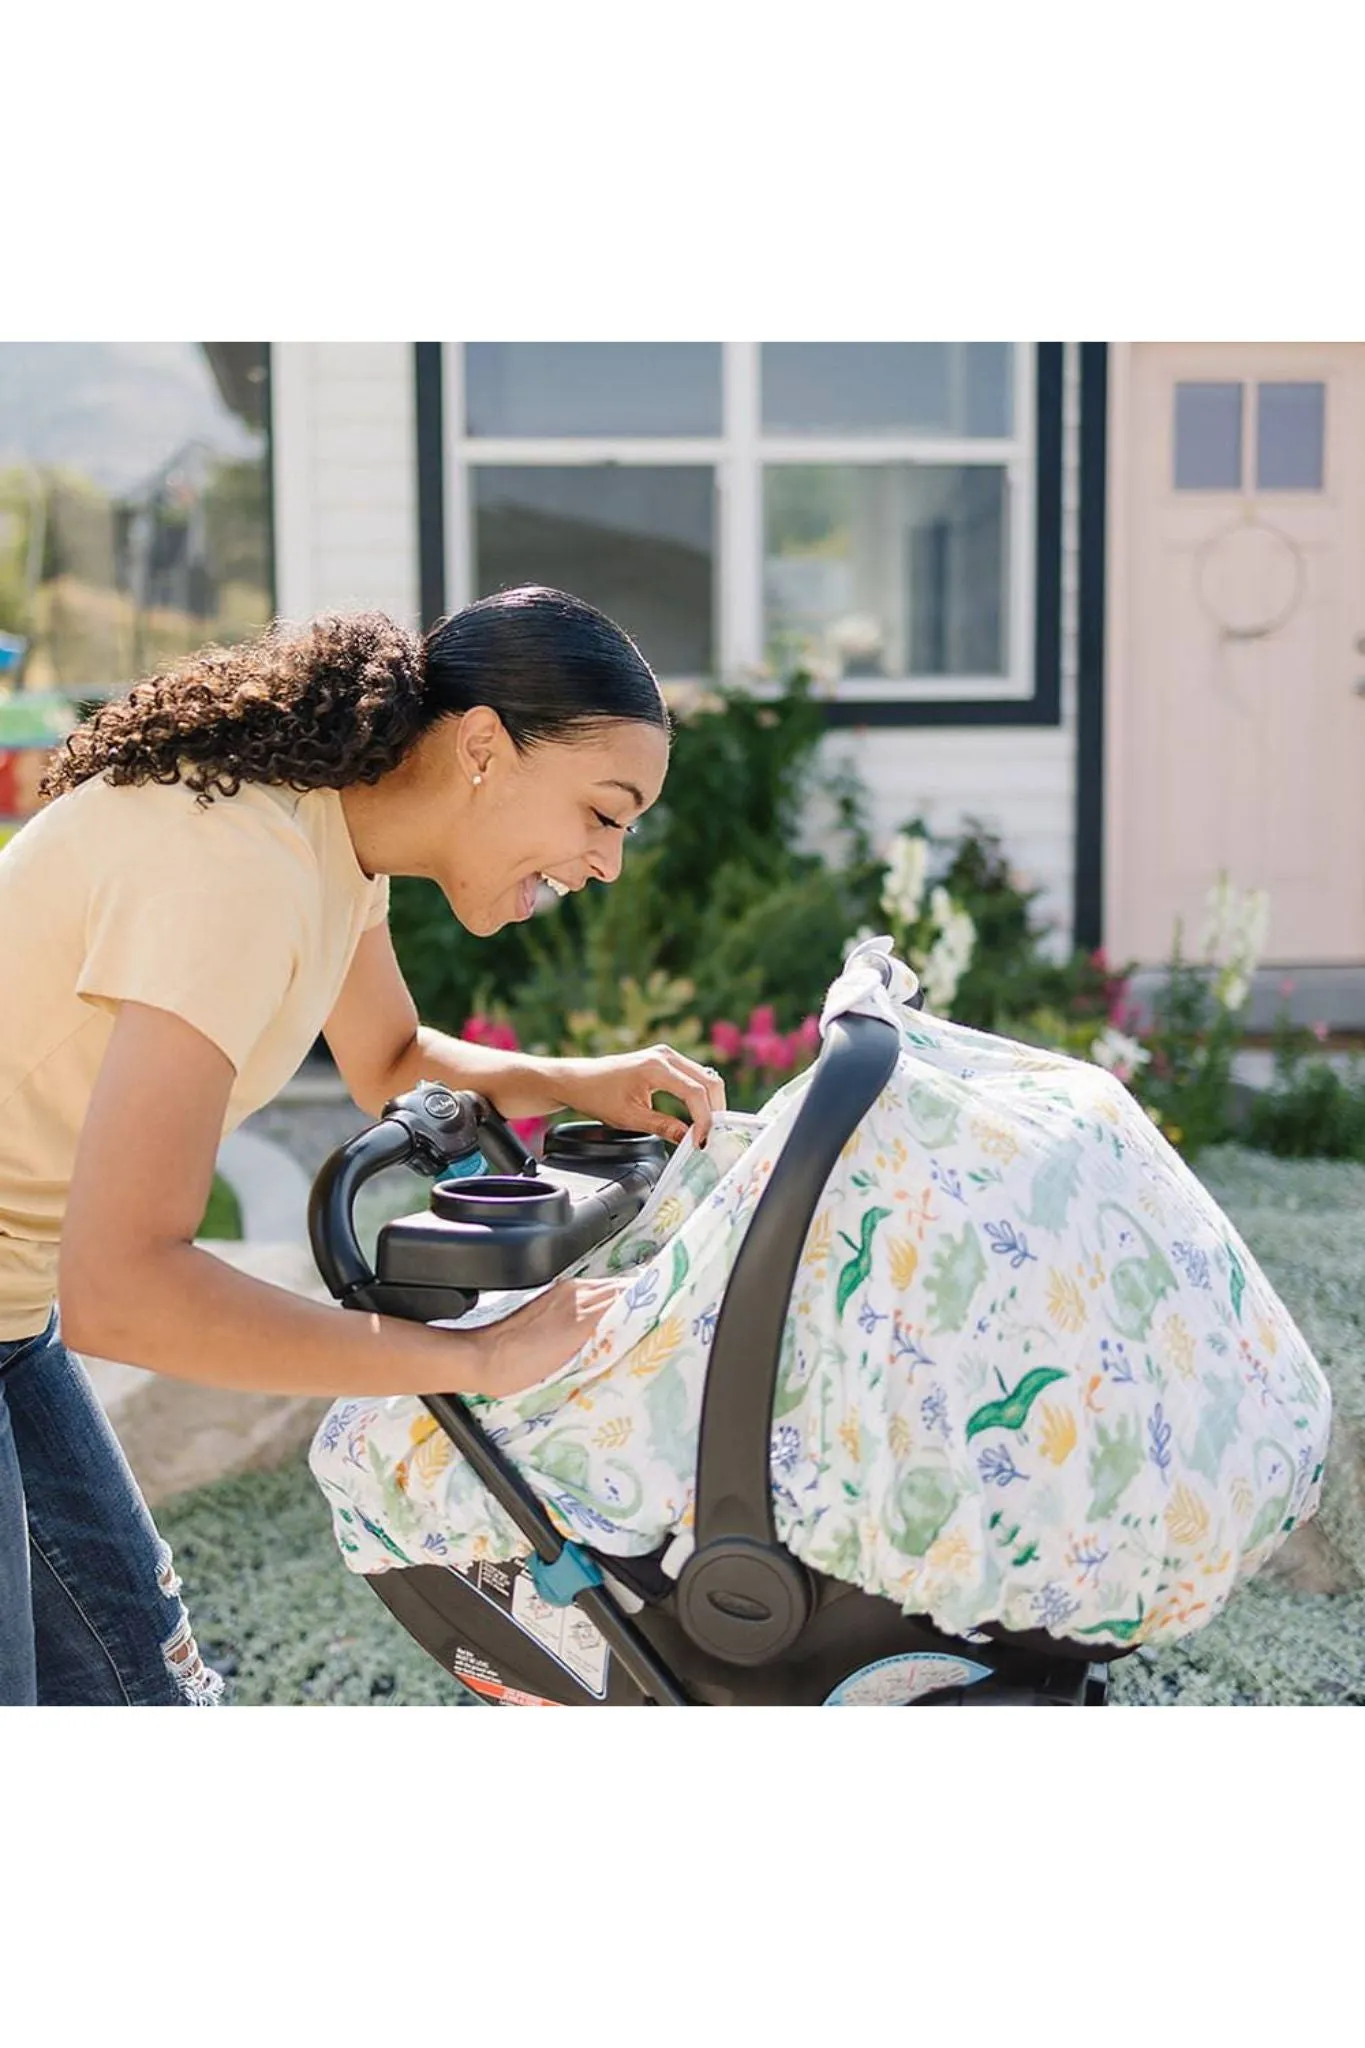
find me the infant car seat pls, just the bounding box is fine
[309,977,1120,1706]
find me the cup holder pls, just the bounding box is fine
[430,1176,572,1228]
[541,1121,670,1170]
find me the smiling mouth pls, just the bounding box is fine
[539,873,571,898]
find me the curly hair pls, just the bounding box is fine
[39,587,667,806]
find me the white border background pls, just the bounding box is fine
[6,3,1361,2040]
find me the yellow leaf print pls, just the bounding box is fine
[1159,1313,1197,1381]
[971,1117,1020,1165]
[1165,1482,1210,1548]
[1037,1402,1077,1465]
[654,1196,685,1238]
[926,1530,973,1575]
[593,1415,634,1450]
[839,1128,862,1163]
[412,1430,455,1487]
[1045,1267,1087,1334]
[1229,1476,1254,1522]
[628,1314,685,1378]
[888,1415,913,1458]
[1254,1316,1279,1358]
[838,1414,862,1462]
[802,1209,833,1271]
[887,1235,920,1292]
[889,1137,908,1171]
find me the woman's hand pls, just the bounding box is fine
[550,1047,727,1147]
[473,1278,629,1400]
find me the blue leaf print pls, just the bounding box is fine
[1031,1582,1080,1629]
[984,1219,1037,1270]
[930,1161,967,1204]
[1098,1338,1135,1384]
[420,1531,449,1556]
[692,1305,719,1346]
[771,1424,802,1476]
[977,1444,1027,1487]
[625,1267,661,1314]
[1171,1242,1211,1289]
[920,1385,950,1440]
[1148,1403,1173,1481]
[858,1298,889,1336]
[891,1313,934,1369]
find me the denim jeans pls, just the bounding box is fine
[0,1312,222,1706]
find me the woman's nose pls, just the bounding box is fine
[590,834,625,885]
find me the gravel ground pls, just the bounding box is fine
[173,1123,1365,1707]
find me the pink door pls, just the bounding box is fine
[1106,343,1365,966]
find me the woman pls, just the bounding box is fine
[0,587,723,1706]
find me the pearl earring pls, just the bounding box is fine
[471,772,483,787]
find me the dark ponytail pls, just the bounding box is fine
[40,586,667,804]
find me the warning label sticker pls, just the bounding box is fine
[453,1558,611,1699]
[452,1646,561,1708]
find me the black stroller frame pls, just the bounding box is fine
[310,976,1121,1707]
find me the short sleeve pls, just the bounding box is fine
[76,801,311,1076]
[364,873,391,930]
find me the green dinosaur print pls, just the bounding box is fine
[1098,1203,1178,1339]
[903,1078,962,1148]
[1244,1436,1297,1551]
[1183,1370,1244,1484]
[1076,1603,1146,1644]
[835,1206,891,1318]
[925,1223,987,1332]
[1087,1414,1145,1520]
[888,1467,959,1557]
[537,1434,645,1521]
[658,1238,690,1316]
[1025,1137,1083,1232]
[965,1366,1068,1440]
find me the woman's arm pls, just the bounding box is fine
[323,924,722,1140]
[58,1001,617,1399]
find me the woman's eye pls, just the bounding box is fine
[592,808,636,836]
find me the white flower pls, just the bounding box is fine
[880,833,928,928]
[1214,968,1250,1014]
[1199,873,1234,960]
[1091,1027,1151,1082]
[929,884,953,930]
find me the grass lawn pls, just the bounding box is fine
[156,1145,1365,1707]
[198,1173,243,1241]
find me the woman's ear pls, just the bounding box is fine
[450,705,504,785]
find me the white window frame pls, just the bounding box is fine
[441,343,1037,702]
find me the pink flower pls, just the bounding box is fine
[791,1015,821,1059]
[710,1020,744,1061]
[1311,1020,1330,1044]
[747,1031,793,1072]
[746,1005,777,1038]
[462,1014,520,1052]
[510,1115,547,1151]
[1279,978,1297,998]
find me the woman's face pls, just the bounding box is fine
[421,710,670,936]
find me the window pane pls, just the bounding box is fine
[764,464,1009,680]
[465,344,722,437]
[0,342,272,694]
[1173,381,1243,489]
[1256,382,1324,490]
[761,344,1013,437]
[472,466,714,675]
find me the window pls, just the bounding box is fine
[0,344,273,693]
[1256,381,1324,490]
[1174,382,1243,490]
[442,342,1036,703]
[1173,377,1327,494]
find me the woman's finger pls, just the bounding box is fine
[640,1046,724,1145]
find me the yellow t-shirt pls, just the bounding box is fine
[0,774,389,1339]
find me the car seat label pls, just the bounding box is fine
[454,1558,611,1698]
[822,1652,994,1706]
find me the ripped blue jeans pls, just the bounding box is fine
[0,1313,221,1706]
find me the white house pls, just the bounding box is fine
[2,341,1359,1024]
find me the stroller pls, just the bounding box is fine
[309,972,1122,1707]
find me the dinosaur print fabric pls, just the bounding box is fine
[311,985,1331,1651]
